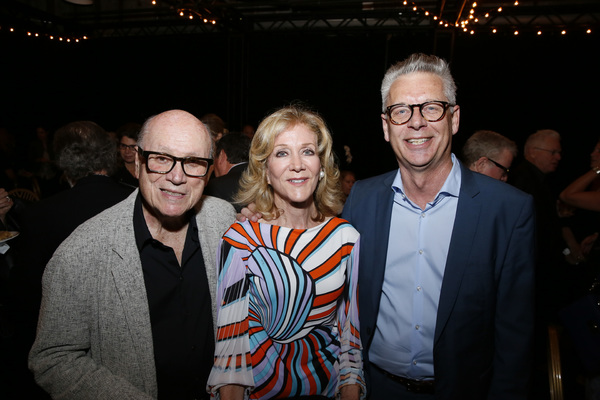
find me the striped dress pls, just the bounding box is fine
[208,218,364,399]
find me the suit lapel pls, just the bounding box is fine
[434,166,481,343]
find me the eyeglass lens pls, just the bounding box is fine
[147,153,209,177]
[388,102,448,125]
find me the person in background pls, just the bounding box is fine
[204,132,251,212]
[28,110,236,399]
[560,137,600,212]
[509,129,565,321]
[3,121,135,399]
[202,113,227,142]
[558,137,600,400]
[340,170,356,200]
[242,123,255,139]
[113,122,141,188]
[15,120,135,315]
[460,129,517,182]
[208,105,364,400]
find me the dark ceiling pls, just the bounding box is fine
[2,0,600,180]
[2,0,600,40]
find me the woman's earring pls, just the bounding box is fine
[319,170,325,180]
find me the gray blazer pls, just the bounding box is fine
[29,191,236,399]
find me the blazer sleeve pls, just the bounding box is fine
[489,194,536,398]
[28,246,153,400]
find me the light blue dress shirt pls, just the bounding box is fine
[369,154,462,380]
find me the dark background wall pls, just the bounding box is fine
[1,29,598,181]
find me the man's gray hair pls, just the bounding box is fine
[524,129,561,154]
[381,53,457,112]
[462,130,518,167]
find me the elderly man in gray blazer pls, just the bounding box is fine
[29,110,236,399]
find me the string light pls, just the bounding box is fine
[3,0,596,42]
[451,0,596,37]
[1,25,88,43]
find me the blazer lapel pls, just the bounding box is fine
[360,172,395,326]
[434,166,481,344]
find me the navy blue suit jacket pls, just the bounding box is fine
[342,162,535,399]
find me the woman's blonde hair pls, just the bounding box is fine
[235,104,343,221]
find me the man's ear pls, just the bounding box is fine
[382,113,391,143]
[218,149,228,164]
[134,151,141,179]
[473,156,488,173]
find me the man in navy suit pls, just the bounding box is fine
[342,53,535,399]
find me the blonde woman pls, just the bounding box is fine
[208,105,364,400]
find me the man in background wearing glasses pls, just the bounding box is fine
[29,109,236,399]
[460,130,518,182]
[509,129,568,398]
[342,53,535,399]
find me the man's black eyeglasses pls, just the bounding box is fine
[487,157,510,175]
[137,147,213,177]
[384,101,453,125]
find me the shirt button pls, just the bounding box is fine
[415,325,420,330]
[421,213,426,218]
[413,360,418,365]
[419,249,424,255]
[416,286,422,291]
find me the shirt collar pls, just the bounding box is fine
[133,192,199,251]
[226,161,248,174]
[391,153,462,209]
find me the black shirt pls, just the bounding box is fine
[133,194,214,399]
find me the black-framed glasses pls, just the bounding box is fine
[384,101,453,125]
[137,147,213,177]
[534,147,561,156]
[487,157,510,175]
[119,143,137,151]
